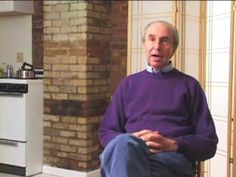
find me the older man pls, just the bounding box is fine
[99,20,218,177]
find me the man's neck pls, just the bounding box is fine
[146,61,173,73]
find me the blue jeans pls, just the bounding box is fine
[100,134,195,177]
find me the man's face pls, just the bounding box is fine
[143,22,175,69]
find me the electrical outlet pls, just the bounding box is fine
[17,52,24,62]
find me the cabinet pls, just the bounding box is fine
[0,1,34,15]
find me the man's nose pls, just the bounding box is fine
[153,41,161,50]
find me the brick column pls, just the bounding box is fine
[43,1,111,171]
[111,1,128,93]
[32,0,43,69]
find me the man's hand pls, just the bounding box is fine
[133,130,178,154]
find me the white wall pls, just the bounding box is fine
[205,1,232,177]
[183,1,201,80]
[128,1,201,80]
[0,15,32,74]
[128,1,174,75]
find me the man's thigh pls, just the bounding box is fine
[149,152,195,177]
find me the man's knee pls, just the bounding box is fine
[106,134,146,149]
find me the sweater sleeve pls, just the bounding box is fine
[99,79,128,147]
[176,81,218,161]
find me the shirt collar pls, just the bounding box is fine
[146,61,174,74]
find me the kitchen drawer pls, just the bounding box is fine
[0,140,26,167]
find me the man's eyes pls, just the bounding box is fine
[147,37,170,45]
[148,36,156,42]
[161,38,170,44]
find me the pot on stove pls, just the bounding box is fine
[17,62,35,79]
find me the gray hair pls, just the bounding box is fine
[141,20,179,52]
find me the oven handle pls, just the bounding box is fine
[0,139,18,147]
[0,92,24,97]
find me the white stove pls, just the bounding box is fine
[0,78,43,176]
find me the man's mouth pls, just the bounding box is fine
[151,54,161,58]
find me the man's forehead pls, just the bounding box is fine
[146,23,173,37]
[147,22,170,31]
[147,33,170,38]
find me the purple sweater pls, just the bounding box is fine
[99,69,218,161]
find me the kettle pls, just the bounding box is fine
[17,62,35,79]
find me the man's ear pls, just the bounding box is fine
[168,47,174,59]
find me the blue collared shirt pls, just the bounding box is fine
[146,61,174,74]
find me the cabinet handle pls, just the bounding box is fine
[0,139,18,147]
[0,92,23,97]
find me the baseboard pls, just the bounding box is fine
[42,165,101,177]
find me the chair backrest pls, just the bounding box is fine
[195,161,201,177]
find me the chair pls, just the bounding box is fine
[195,161,201,177]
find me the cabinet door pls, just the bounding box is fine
[0,93,26,141]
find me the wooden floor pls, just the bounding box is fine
[0,173,59,177]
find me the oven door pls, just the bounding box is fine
[0,92,26,141]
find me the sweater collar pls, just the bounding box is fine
[146,61,174,74]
